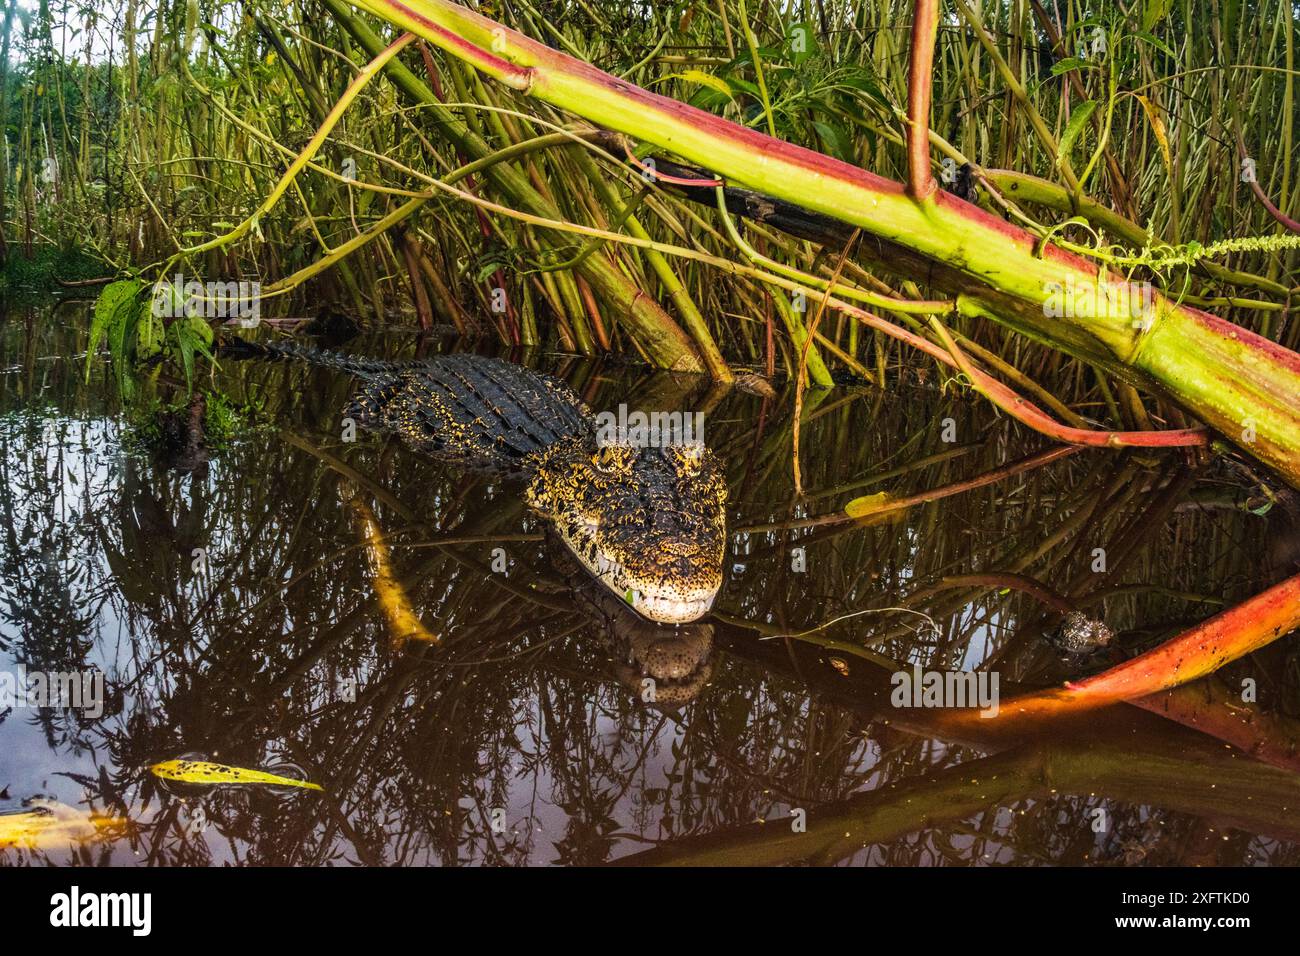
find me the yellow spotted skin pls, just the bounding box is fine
[524,436,726,623]
[236,342,727,623]
[344,354,591,474]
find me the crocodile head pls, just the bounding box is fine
[525,435,727,624]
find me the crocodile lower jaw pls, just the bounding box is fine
[552,526,718,624]
[627,589,716,624]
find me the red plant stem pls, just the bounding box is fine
[826,287,1205,449]
[417,39,445,98]
[906,0,940,200]
[391,1,534,90]
[1247,177,1300,234]
[1238,129,1300,233]
[621,139,723,187]
[575,273,610,349]
[1133,684,1300,774]
[1062,572,1300,696]
[847,445,1081,520]
[940,570,1300,728]
[930,317,1209,448]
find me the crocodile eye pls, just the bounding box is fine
[593,443,622,474]
[669,443,703,473]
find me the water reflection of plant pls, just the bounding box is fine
[1,316,1297,866]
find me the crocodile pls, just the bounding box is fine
[1047,611,1115,656]
[227,339,727,623]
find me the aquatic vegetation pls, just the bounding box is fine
[0,245,104,299]
[3,314,1299,865]
[125,390,263,458]
[2,0,1295,488]
[149,759,324,792]
[87,279,216,397]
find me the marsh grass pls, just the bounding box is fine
[0,1,1294,411]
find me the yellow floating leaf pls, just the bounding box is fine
[349,496,439,647]
[844,492,895,518]
[0,801,128,850]
[150,759,323,791]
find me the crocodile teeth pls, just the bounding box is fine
[556,527,716,623]
[629,590,716,625]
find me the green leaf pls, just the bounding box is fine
[724,75,761,99]
[136,306,163,360]
[86,279,142,382]
[1140,0,1174,32]
[786,22,816,63]
[839,69,886,105]
[686,86,733,111]
[473,260,502,283]
[1058,100,1098,163]
[812,120,853,162]
[106,296,139,399]
[169,317,215,392]
[1130,30,1176,60]
[1050,57,1091,76]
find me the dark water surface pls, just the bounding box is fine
[3,302,1299,866]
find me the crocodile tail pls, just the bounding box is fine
[218,335,404,377]
[344,354,594,474]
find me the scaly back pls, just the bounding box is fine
[346,355,593,474]
[223,339,594,475]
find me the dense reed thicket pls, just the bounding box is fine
[4,1,1299,412]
